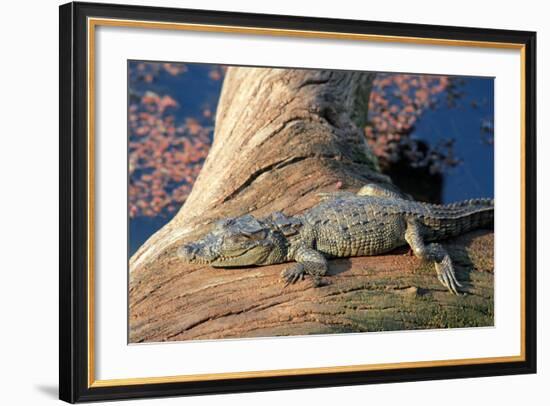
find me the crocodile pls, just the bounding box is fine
[177,184,494,294]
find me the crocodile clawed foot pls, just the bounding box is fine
[281,264,306,287]
[435,255,463,295]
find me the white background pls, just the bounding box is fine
[0,0,547,404]
[95,24,521,379]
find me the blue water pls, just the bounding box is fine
[129,63,223,255]
[412,77,494,202]
[130,62,223,127]
[129,66,494,257]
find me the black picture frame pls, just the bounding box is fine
[59,1,537,403]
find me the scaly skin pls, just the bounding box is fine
[178,184,494,294]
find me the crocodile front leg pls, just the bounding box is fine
[280,247,328,287]
[405,220,463,295]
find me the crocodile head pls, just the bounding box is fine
[177,214,287,267]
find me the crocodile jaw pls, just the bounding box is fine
[178,240,274,267]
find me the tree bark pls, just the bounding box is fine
[129,67,493,343]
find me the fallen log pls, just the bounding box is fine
[129,66,493,343]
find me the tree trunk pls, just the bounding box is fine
[129,67,493,343]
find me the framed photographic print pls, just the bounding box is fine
[59,1,537,403]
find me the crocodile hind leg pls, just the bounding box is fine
[280,247,328,287]
[404,220,463,295]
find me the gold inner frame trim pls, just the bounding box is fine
[87,17,527,388]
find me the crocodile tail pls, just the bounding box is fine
[422,198,494,239]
